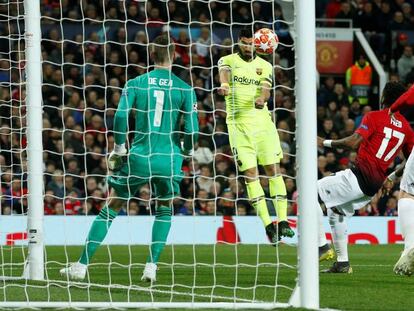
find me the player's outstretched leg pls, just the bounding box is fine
[60,205,118,280]
[394,197,414,275]
[269,175,294,238]
[322,208,352,273]
[142,204,172,282]
[245,179,278,244]
[60,189,123,281]
[317,204,334,261]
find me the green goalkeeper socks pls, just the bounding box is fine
[269,176,288,222]
[147,206,172,264]
[79,206,118,265]
[246,180,272,227]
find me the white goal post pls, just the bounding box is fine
[2,0,319,309]
[293,0,319,308]
[24,0,45,282]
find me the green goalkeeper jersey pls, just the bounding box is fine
[113,68,198,176]
[218,53,273,124]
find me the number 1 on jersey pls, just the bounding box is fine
[376,127,405,161]
[153,90,164,127]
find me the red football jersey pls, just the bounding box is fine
[354,108,414,195]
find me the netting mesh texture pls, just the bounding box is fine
[0,0,298,306]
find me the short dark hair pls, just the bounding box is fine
[238,27,253,39]
[381,81,406,108]
[151,34,175,64]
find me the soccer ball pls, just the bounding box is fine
[254,28,279,55]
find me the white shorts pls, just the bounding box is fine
[317,169,371,217]
[401,147,414,195]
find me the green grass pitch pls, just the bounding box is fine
[0,244,413,310]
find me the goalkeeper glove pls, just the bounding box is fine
[108,143,127,170]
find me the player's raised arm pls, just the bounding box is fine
[319,132,364,150]
[390,84,414,112]
[109,80,136,169]
[182,89,199,154]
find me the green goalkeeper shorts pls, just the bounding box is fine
[107,169,182,200]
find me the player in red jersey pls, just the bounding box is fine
[317,81,414,273]
[386,84,414,275]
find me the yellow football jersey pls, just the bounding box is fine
[218,53,273,124]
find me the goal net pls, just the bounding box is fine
[0,0,318,308]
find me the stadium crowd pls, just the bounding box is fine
[0,0,411,218]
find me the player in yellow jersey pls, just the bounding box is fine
[217,28,294,244]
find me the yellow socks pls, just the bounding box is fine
[246,180,272,227]
[269,175,288,222]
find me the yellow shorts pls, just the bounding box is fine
[228,120,283,172]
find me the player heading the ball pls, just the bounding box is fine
[217,27,294,244]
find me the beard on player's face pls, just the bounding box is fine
[238,38,255,60]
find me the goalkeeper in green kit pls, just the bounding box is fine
[60,34,199,282]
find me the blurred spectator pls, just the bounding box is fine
[147,6,164,28]
[334,1,354,28]
[204,200,218,215]
[346,54,372,105]
[377,1,393,34]
[355,2,378,33]
[64,175,81,198]
[349,98,361,119]
[64,191,81,215]
[195,27,212,61]
[393,32,410,64]
[137,186,151,215]
[331,83,349,107]
[272,3,291,40]
[47,170,65,199]
[3,177,28,214]
[397,46,414,82]
[237,205,247,216]
[196,165,214,193]
[318,155,330,179]
[389,11,409,33]
[193,140,214,164]
[385,197,398,216]
[355,105,372,128]
[54,201,64,215]
[175,30,190,66]
[217,189,235,216]
[377,180,394,216]
[402,2,414,24]
[234,5,251,24]
[44,189,56,215]
[325,0,342,21]
[318,76,335,105]
[318,118,336,139]
[176,199,197,216]
[334,105,350,133]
